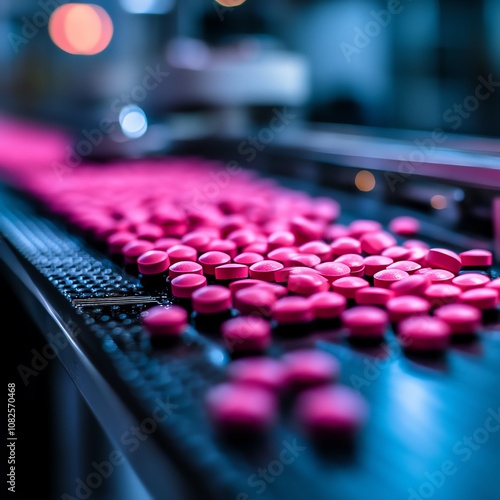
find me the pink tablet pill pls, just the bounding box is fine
[205,383,277,432]
[249,260,284,282]
[373,269,410,288]
[137,250,170,275]
[426,248,462,274]
[288,273,330,296]
[386,296,431,322]
[434,304,481,334]
[331,237,362,256]
[285,253,322,268]
[299,241,332,261]
[214,263,248,281]
[406,247,429,265]
[314,262,351,283]
[168,261,204,279]
[283,349,340,389]
[332,277,370,298]
[355,287,394,306]
[181,232,213,253]
[309,292,347,319]
[141,305,187,337]
[267,231,295,250]
[452,273,491,291]
[198,251,231,275]
[275,266,321,283]
[234,287,276,316]
[273,296,315,324]
[341,306,389,338]
[360,231,397,255]
[486,278,500,298]
[227,228,258,248]
[334,253,364,273]
[207,239,238,259]
[107,231,136,254]
[250,283,288,298]
[387,260,421,274]
[243,241,269,255]
[267,247,300,264]
[233,252,265,266]
[154,237,181,251]
[227,357,286,392]
[348,219,382,238]
[192,285,232,314]
[398,316,451,351]
[381,246,411,262]
[167,244,197,264]
[170,273,207,299]
[459,249,493,267]
[388,216,420,235]
[326,224,349,241]
[135,223,164,241]
[424,269,455,284]
[229,279,267,295]
[403,240,429,250]
[459,288,498,310]
[122,240,155,264]
[363,256,393,276]
[294,385,368,438]
[390,274,431,296]
[423,284,462,307]
[290,216,323,244]
[221,316,272,352]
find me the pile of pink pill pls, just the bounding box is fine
[25,159,498,439]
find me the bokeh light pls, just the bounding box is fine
[430,195,447,210]
[49,4,113,55]
[355,170,376,192]
[119,105,148,139]
[214,0,247,7]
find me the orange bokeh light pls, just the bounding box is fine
[49,4,113,55]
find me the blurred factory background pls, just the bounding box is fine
[1,0,499,145]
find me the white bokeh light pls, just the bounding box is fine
[119,105,148,139]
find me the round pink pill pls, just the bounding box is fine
[314,262,351,283]
[373,269,410,288]
[168,260,203,279]
[170,274,207,299]
[294,385,368,438]
[122,240,155,264]
[107,231,136,254]
[403,240,429,250]
[227,228,257,248]
[406,247,428,265]
[137,250,170,275]
[331,237,362,256]
[267,247,300,264]
[205,383,277,432]
[363,256,393,276]
[141,305,187,337]
[267,231,295,250]
[135,223,164,241]
[227,357,286,392]
[486,278,500,298]
[214,263,248,281]
[452,273,491,291]
[334,253,365,273]
[234,287,276,316]
[459,249,493,267]
[250,283,288,298]
[341,306,389,338]
[192,285,232,314]
[398,316,451,351]
[332,277,370,298]
[233,252,265,266]
[285,253,322,268]
[181,232,213,253]
[249,260,284,282]
[388,216,420,235]
[198,251,231,275]
[423,269,455,284]
[299,241,332,261]
[459,288,498,310]
[434,304,481,334]
[386,296,431,322]
[282,349,340,389]
[154,237,181,251]
[390,275,431,296]
[275,266,321,283]
[423,284,462,308]
[355,287,394,306]
[273,296,315,324]
[229,279,267,295]
[207,239,238,259]
[381,246,411,262]
[360,231,397,255]
[309,292,347,319]
[348,219,382,238]
[426,248,462,274]
[167,244,197,264]
[387,260,422,274]
[288,273,330,296]
[221,316,272,352]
